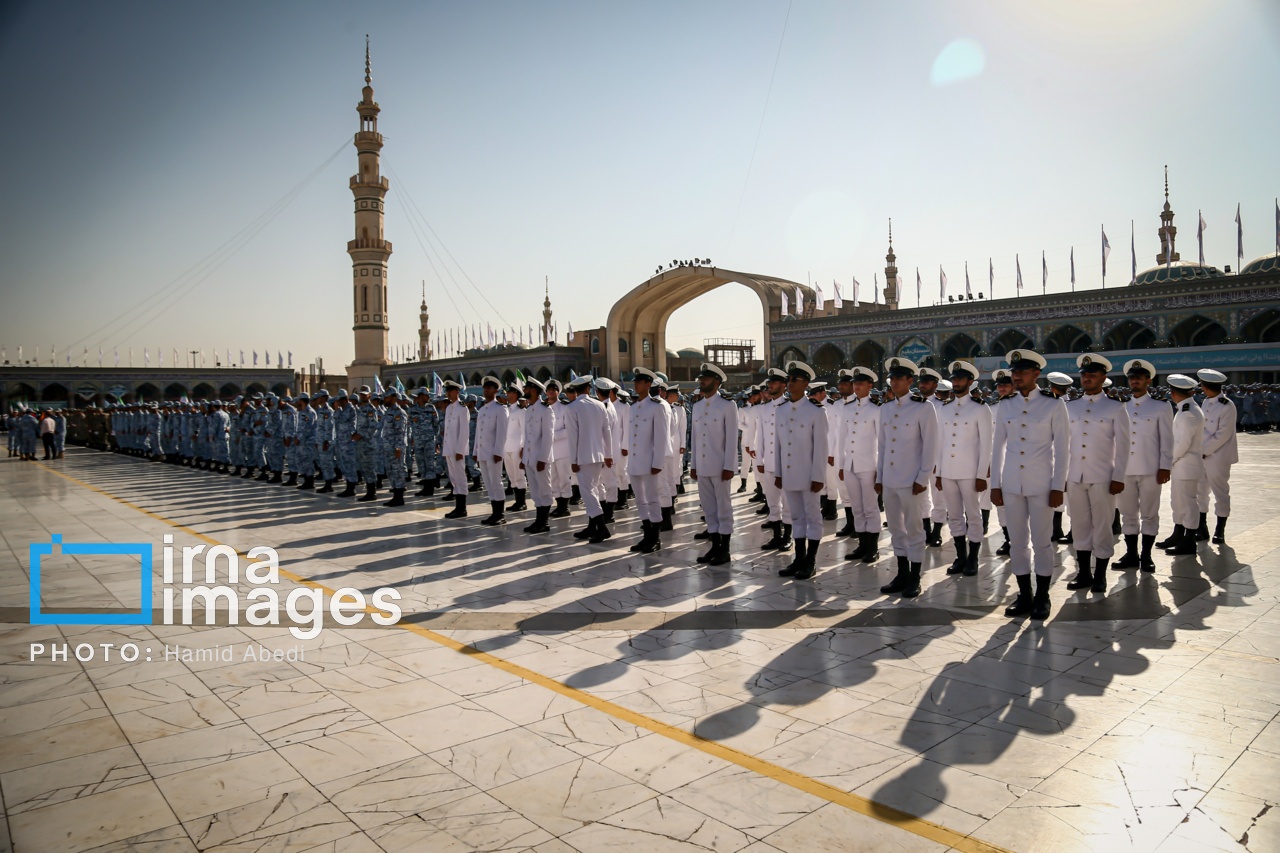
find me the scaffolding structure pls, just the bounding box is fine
[704,338,755,368]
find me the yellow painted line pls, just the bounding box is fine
[34,460,1010,853]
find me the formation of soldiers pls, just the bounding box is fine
[9,352,1250,622]
[3,408,65,459]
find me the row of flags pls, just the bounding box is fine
[424,322,560,360]
[0,347,294,369]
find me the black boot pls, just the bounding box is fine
[902,561,922,598]
[821,498,838,521]
[356,483,378,502]
[761,521,784,550]
[231,466,241,477]
[846,528,869,561]
[317,479,334,494]
[1195,512,1210,541]
[981,508,990,534]
[881,556,911,594]
[1051,511,1065,542]
[794,539,819,580]
[383,488,405,507]
[697,532,719,564]
[467,476,481,492]
[637,520,661,553]
[550,497,571,518]
[776,523,793,553]
[614,489,630,510]
[836,508,855,537]
[300,475,315,490]
[1165,525,1197,555]
[659,505,674,532]
[947,538,968,574]
[481,500,506,526]
[507,488,527,512]
[1139,534,1156,572]
[996,527,1012,556]
[589,517,612,543]
[693,527,713,540]
[270,471,283,484]
[1066,550,1094,590]
[416,481,432,497]
[737,479,747,493]
[444,494,468,519]
[749,484,765,503]
[524,505,551,534]
[1111,509,1122,535]
[708,534,731,566]
[963,539,980,576]
[859,531,880,564]
[1005,574,1034,617]
[1156,524,1183,549]
[601,501,615,524]
[1090,557,1108,594]
[779,539,806,577]
[338,481,357,497]
[1212,516,1227,545]
[1030,574,1052,620]
[285,472,298,486]
[574,517,597,539]
[1115,534,1140,569]
[569,484,582,505]
[755,500,770,515]
[630,520,652,552]
[256,469,271,481]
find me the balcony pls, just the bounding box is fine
[347,238,393,252]
[349,175,389,190]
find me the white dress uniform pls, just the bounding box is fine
[876,395,938,563]
[442,399,472,496]
[1064,392,1130,560]
[661,401,687,505]
[991,389,1070,577]
[823,400,842,505]
[611,397,630,493]
[523,400,555,508]
[627,395,672,524]
[773,396,829,541]
[1170,399,1205,530]
[757,396,791,525]
[738,403,756,484]
[1119,392,1173,537]
[551,399,573,500]
[1196,394,1238,520]
[836,394,881,535]
[566,394,613,519]
[691,392,740,535]
[474,398,510,502]
[599,397,621,503]
[936,394,993,543]
[503,402,528,490]
[925,395,947,526]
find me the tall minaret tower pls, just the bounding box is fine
[1155,165,1180,265]
[346,37,393,386]
[418,282,431,361]
[882,219,899,311]
[542,278,553,345]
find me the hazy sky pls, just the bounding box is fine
[1,0,1277,371]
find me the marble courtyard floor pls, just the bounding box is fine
[1,438,1278,853]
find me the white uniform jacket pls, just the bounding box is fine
[523,401,555,466]
[691,393,739,475]
[442,400,471,457]
[990,389,1070,495]
[836,395,881,475]
[935,394,993,480]
[1124,393,1174,475]
[1170,400,1205,480]
[1065,392,1130,484]
[626,396,672,476]
[504,403,527,454]
[1202,395,1239,464]
[473,399,509,459]
[773,397,829,490]
[876,394,939,489]
[566,395,613,465]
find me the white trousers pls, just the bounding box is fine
[631,472,663,523]
[526,461,552,507]
[600,460,619,502]
[552,458,573,499]
[1117,473,1161,536]
[577,462,604,518]
[762,469,792,524]
[927,479,947,523]
[825,462,841,502]
[940,478,983,542]
[739,443,753,481]
[883,486,925,562]
[504,450,526,489]
[1171,477,1200,529]
[841,470,879,533]
[660,455,680,505]
[698,475,734,534]
[446,456,468,496]
[1003,492,1056,577]
[1066,481,1118,559]
[1196,458,1232,517]
[786,488,823,541]
[480,457,505,502]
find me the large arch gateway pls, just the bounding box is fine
[606,265,814,376]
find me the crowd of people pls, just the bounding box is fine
[3,351,1250,621]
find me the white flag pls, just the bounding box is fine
[1235,203,1243,261]
[781,290,789,317]
[253,350,258,366]
[939,266,947,300]
[794,286,803,316]
[1070,247,1076,291]
[1042,251,1048,293]
[144,348,150,366]
[988,258,994,295]
[158,349,163,366]
[98,347,102,366]
[288,351,293,368]
[1101,226,1111,280]
[114,348,119,366]
[1165,231,1174,270]
[916,268,922,302]
[964,262,972,298]
[1198,209,1207,265]
[833,279,843,309]
[568,321,574,341]
[815,284,824,310]
[1016,254,1023,292]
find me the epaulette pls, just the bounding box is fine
[1105,389,1121,401]
[1181,403,1190,411]
[870,397,882,406]
[809,397,823,406]
[910,394,925,402]
[1220,396,1229,404]
[941,398,955,406]
[1039,389,1056,398]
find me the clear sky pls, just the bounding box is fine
[1,0,1277,371]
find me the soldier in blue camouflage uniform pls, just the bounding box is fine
[465,395,482,491]
[209,400,230,472]
[265,395,288,483]
[279,395,299,485]
[293,393,317,489]
[353,386,381,501]
[333,390,359,496]
[409,387,440,498]
[372,390,388,486]
[311,390,337,492]
[380,390,409,506]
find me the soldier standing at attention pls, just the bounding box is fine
[312,390,337,493]
[1163,375,1205,555]
[520,378,555,534]
[757,368,793,552]
[503,384,529,513]
[565,375,614,542]
[774,361,829,580]
[352,387,381,502]
[474,376,511,526]
[1115,359,1172,571]
[991,350,1070,620]
[294,393,318,490]
[937,360,992,578]
[1063,355,1130,596]
[626,368,673,554]
[441,379,471,519]
[593,378,622,526]
[611,386,633,509]
[837,367,882,564]
[549,380,574,519]
[1194,368,1237,544]
[690,363,739,566]
[380,390,409,506]
[333,390,359,497]
[916,366,947,547]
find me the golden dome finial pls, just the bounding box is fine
[364,35,371,86]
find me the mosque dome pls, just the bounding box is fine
[1239,252,1280,276]
[665,349,680,361]
[677,348,704,359]
[1132,260,1226,286]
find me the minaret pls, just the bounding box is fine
[1155,165,1179,265]
[882,219,899,310]
[542,277,553,345]
[418,282,431,361]
[346,36,393,386]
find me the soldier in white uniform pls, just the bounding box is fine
[1115,359,1172,572]
[991,350,1070,620]
[773,361,829,580]
[520,378,555,534]
[548,380,573,518]
[1063,354,1130,595]
[990,369,1016,555]
[936,360,992,577]
[1162,374,1205,555]
[831,373,859,538]
[626,367,672,553]
[503,384,529,513]
[1195,368,1237,544]
[1045,371,1077,544]
[690,363,739,566]
[756,368,793,552]
[441,380,471,519]
[737,386,759,493]
[474,376,511,526]
[610,385,632,509]
[837,367,882,564]
[565,375,614,543]
[743,385,767,505]
[917,366,947,547]
[810,382,842,521]
[594,378,622,524]
[660,383,687,531]
[876,357,939,598]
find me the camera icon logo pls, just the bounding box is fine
[29,535,153,625]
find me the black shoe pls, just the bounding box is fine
[947,538,968,575]
[748,485,765,503]
[697,533,718,564]
[573,517,596,539]
[637,520,662,553]
[1139,534,1156,572]
[444,494,468,519]
[1063,530,1074,545]
[1051,511,1065,542]
[468,477,482,493]
[1195,513,1210,541]
[383,488,405,507]
[1114,535,1140,569]
[981,508,990,534]
[569,485,582,505]
[601,501,615,525]
[1165,527,1197,555]
[630,520,651,552]
[507,489,527,513]
[1066,550,1094,590]
[708,534,731,566]
[660,505,675,532]
[481,500,506,526]
[1156,525,1184,550]
[776,524,793,553]
[286,472,298,486]
[416,483,432,497]
[317,479,335,494]
[589,518,612,543]
[859,531,880,564]
[550,498,571,518]
[693,529,712,540]
[524,506,551,534]
[356,483,378,502]
[963,539,980,576]
[996,528,1011,556]
[338,481,357,497]
[927,521,943,547]
[1090,558,1108,594]
[902,562,922,598]
[737,480,747,493]
[881,557,911,594]
[846,529,869,561]
[761,521,784,550]
[821,499,838,521]
[1111,509,1122,536]
[779,539,806,577]
[1030,575,1052,620]
[836,509,855,538]
[256,471,271,481]
[794,539,819,580]
[1005,574,1034,617]
[1212,516,1227,545]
